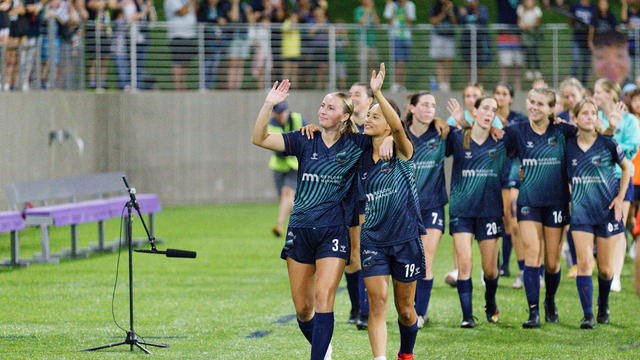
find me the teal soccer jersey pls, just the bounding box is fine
[447,130,508,218]
[359,152,425,247]
[408,125,452,210]
[504,121,578,207]
[283,131,371,227]
[567,135,625,225]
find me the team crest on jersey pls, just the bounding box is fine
[362,256,373,269]
[526,141,534,148]
[465,152,472,159]
[381,162,392,174]
[488,149,497,159]
[521,206,531,216]
[336,151,348,163]
[548,136,557,146]
[426,138,438,150]
[571,159,578,166]
[591,155,601,166]
[310,152,319,160]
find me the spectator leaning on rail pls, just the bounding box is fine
[429,0,458,93]
[124,0,156,90]
[223,0,252,90]
[458,0,491,84]
[19,0,43,91]
[384,0,416,92]
[517,0,543,81]
[164,0,197,90]
[496,0,523,91]
[354,0,379,75]
[198,0,227,89]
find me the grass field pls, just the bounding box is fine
[1,203,640,359]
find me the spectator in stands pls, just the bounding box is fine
[224,0,252,90]
[496,0,523,91]
[518,0,543,81]
[308,5,328,89]
[281,11,300,87]
[458,0,491,84]
[164,0,197,90]
[85,0,112,89]
[19,0,42,91]
[0,1,9,53]
[6,0,27,91]
[335,19,348,90]
[570,0,596,85]
[249,14,272,88]
[111,6,129,89]
[43,0,78,89]
[592,30,631,86]
[594,0,618,34]
[429,0,458,92]
[621,0,640,80]
[124,0,156,90]
[384,0,415,92]
[198,0,227,89]
[354,0,379,75]
[250,0,285,79]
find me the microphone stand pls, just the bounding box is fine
[81,177,169,354]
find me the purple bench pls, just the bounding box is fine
[6,172,162,263]
[0,211,26,266]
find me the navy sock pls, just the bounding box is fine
[398,320,418,356]
[345,271,360,314]
[545,270,561,303]
[576,275,593,315]
[310,312,333,360]
[517,259,525,271]
[567,231,577,266]
[414,278,433,317]
[484,275,499,311]
[456,278,473,318]
[358,272,369,315]
[297,316,315,344]
[524,266,540,313]
[598,276,612,309]
[502,234,512,269]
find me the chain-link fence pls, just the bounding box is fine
[2,21,639,92]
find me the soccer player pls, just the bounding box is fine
[493,83,528,283]
[593,78,640,293]
[446,96,507,328]
[567,97,630,329]
[251,80,370,360]
[503,87,578,328]
[360,63,424,360]
[405,90,450,328]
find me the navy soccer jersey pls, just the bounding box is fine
[447,130,508,218]
[506,110,528,125]
[567,135,625,225]
[408,124,451,210]
[504,121,578,207]
[359,152,425,247]
[283,131,371,227]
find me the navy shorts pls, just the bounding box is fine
[571,211,625,238]
[517,204,569,227]
[393,39,411,62]
[449,216,504,241]
[360,238,425,283]
[281,226,350,264]
[420,206,445,231]
[619,177,634,202]
[273,170,297,195]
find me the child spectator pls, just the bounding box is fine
[517,0,543,81]
[570,0,596,85]
[594,0,618,34]
[429,0,458,92]
[384,0,416,92]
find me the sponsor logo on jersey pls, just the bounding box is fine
[572,159,578,166]
[591,155,601,166]
[336,151,348,163]
[310,152,319,160]
[548,136,557,146]
[381,162,392,174]
[465,151,472,159]
[488,148,497,159]
[526,141,534,148]
[521,206,531,216]
[462,169,476,177]
[301,173,319,182]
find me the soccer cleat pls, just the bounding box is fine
[512,271,524,289]
[348,309,358,324]
[272,225,282,237]
[444,269,458,287]
[611,276,621,292]
[630,240,637,260]
[485,305,499,323]
[356,312,368,330]
[522,311,541,328]
[544,299,559,323]
[567,265,578,279]
[580,314,596,329]
[460,316,475,328]
[324,343,332,360]
[597,305,610,324]
[397,351,414,360]
[499,266,510,277]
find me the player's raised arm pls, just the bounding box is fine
[251,80,290,152]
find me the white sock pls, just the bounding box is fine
[374,356,387,360]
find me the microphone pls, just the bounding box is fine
[135,248,197,259]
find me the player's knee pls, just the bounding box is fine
[314,290,335,311]
[598,266,612,280]
[458,260,472,278]
[296,306,314,322]
[396,306,415,325]
[483,267,498,280]
[368,294,387,314]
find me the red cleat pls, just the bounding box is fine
[398,352,414,360]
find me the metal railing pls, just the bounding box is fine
[1,21,637,92]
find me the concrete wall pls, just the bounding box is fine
[0,90,529,208]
